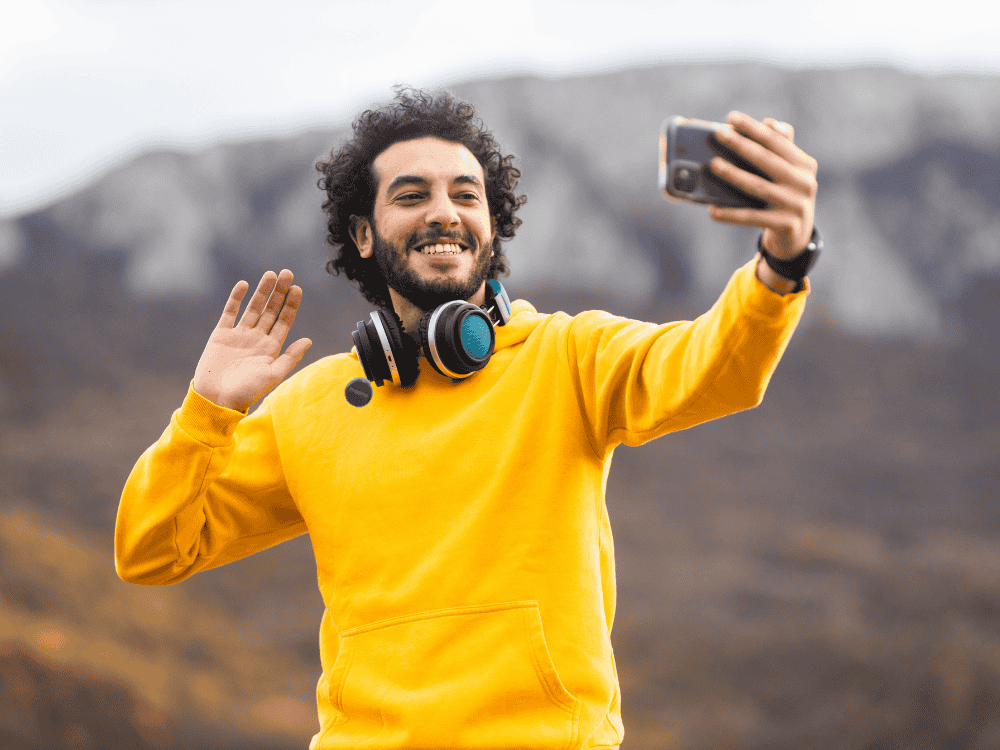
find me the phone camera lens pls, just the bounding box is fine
[673,166,698,193]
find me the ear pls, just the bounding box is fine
[350,215,373,259]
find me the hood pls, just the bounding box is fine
[493,298,546,352]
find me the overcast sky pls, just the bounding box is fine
[2,0,998,216]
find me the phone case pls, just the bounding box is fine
[659,116,770,209]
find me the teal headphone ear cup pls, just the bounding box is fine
[459,314,492,359]
[419,301,496,379]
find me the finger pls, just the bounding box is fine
[267,284,304,345]
[728,111,796,153]
[217,280,249,329]
[708,157,805,209]
[708,204,813,256]
[764,117,795,142]
[714,126,813,190]
[713,128,819,203]
[237,271,277,328]
[708,203,793,233]
[271,337,313,378]
[258,269,295,332]
[726,111,815,172]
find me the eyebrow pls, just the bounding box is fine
[385,174,484,195]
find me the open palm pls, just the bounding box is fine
[193,269,312,413]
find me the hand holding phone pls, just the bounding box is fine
[659,111,820,265]
[659,116,771,209]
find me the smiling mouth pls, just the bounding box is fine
[415,242,467,255]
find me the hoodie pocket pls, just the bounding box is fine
[326,600,581,748]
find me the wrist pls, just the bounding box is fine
[191,380,246,413]
[755,256,799,295]
[182,382,246,445]
[757,227,822,292]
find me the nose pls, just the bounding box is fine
[424,191,460,228]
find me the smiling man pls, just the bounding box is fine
[354,136,498,327]
[116,87,819,749]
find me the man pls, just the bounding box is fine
[116,87,819,748]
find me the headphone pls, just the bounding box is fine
[352,280,513,387]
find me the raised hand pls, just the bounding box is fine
[706,111,819,260]
[192,269,312,412]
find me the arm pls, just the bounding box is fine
[115,270,312,584]
[572,114,817,451]
[570,257,806,453]
[115,385,306,584]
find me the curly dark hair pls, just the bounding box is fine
[316,85,526,308]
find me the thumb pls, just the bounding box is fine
[273,338,313,376]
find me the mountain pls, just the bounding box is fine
[2,62,999,344]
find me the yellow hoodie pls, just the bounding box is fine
[116,258,807,749]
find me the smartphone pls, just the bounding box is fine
[659,116,770,209]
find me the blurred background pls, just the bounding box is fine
[1,1,999,748]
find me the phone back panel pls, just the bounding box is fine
[660,116,770,209]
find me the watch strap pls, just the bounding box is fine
[757,227,822,292]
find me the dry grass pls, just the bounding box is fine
[0,504,319,749]
[0,307,998,749]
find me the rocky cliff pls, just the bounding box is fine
[2,62,998,343]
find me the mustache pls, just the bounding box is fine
[407,229,475,250]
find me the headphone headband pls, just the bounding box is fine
[369,311,401,387]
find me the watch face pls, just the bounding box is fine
[806,228,823,253]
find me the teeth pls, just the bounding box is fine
[419,243,463,255]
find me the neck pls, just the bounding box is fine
[386,288,424,336]
[386,283,488,337]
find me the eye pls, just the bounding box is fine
[456,192,479,201]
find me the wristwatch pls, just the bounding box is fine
[757,227,822,293]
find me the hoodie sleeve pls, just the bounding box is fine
[566,257,808,454]
[115,382,307,585]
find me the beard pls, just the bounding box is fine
[370,222,493,312]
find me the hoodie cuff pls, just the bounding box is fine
[733,256,809,325]
[174,381,245,447]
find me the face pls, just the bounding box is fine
[352,137,496,312]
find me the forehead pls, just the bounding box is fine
[372,137,485,194]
